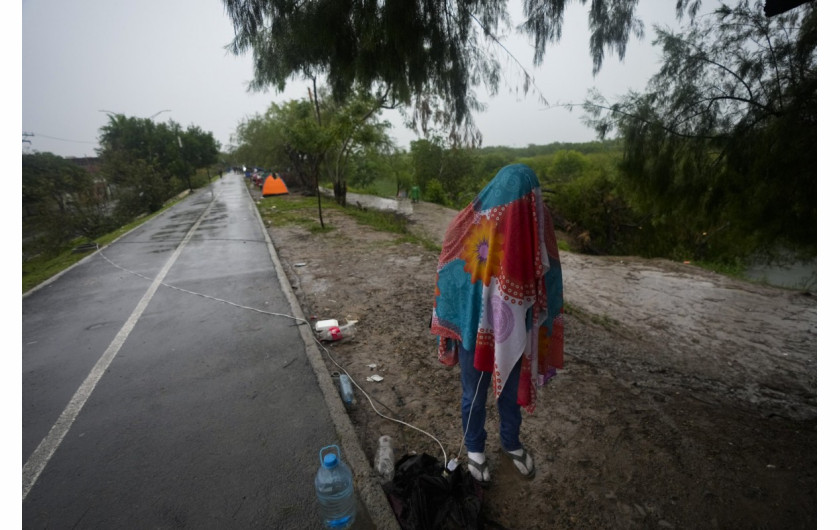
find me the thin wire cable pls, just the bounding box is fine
[456,371,485,463]
[318,341,449,466]
[27,132,98,144]
[98,245,450,464]
[99,248,307,322]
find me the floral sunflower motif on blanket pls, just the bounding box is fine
[460,216,503,286]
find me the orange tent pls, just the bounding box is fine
[262,175,289,196]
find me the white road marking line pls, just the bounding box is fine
[22,197,216,501]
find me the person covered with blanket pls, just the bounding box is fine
[431,163,564,485]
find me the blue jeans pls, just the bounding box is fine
[459,346,523,453]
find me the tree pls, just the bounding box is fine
[581,0,816,261]
[409,138,479,206]
[231,104,300,184]
[410,138,445,193]
[22,153,114,256]
[172,124,220,191]
[234,99,333,198]
[318,90,393,205]
[23,152,92,218]
[222,0,685,145]
[345,148,414,195]
[548,150,590,183]
[542,153,643,255]
[98,114,219,216]
[232,93,393,222]
[439,147,479,205]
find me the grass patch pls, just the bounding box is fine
[23,241,93,294]
[343,205,409,235]
[257,195,338,233]
[692,259,747,279]
[329,195,445,252]
[563,301,620,330]
[349,176,398,198]
[260,193,443,252]
[419,238,442,253]
[563,301,580,317]
[343,203,446,253]
[590,312,620,329]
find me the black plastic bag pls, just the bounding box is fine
[383,453,484,530]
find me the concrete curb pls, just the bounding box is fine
[250,189,400,529]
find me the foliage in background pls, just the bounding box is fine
[23,152,116,259]
[98,114,219,219]
[318,90,394,205]
[541,150,636,255]
[221,1,815,268]
[22,191,190,293]
[24,113,220,273]
[231,100,315,188]
[222,0,696,145]
[581,0,816,263]
[348,148,412,197]
[409,137,482,207]
[231,91,393,208]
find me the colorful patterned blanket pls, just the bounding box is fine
[431,164,564,413]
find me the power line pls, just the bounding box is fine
[23,131,98,145]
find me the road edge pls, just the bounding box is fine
[250,189,400,529]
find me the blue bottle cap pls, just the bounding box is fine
[324,453,338,468]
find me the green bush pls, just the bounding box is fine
[424,179,448,206]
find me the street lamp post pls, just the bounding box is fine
[98,109,171,120]
[147,109,171,120]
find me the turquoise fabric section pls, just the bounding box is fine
[434,258,484,352]
[473,164,541,211]
[544,256,564,327]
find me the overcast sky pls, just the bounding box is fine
[19,0,699,159]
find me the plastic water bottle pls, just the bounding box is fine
[374,435,395,482]
[339,374,354,404]
[315,445,356,529]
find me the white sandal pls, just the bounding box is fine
[503,447,536,479]
[466,455,491,486]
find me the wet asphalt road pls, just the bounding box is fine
[22,174,348,528]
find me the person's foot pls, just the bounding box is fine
[467,451,491,485]
[503,447,536,479]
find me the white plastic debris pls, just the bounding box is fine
[315,319,339,331]
[366,375,384,383]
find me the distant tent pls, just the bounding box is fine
[262,174,289,196]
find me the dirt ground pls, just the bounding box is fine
[257,189,817,529]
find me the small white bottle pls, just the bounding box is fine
[374,435,395,482]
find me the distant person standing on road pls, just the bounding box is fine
[430,163,564,485]
[410,185,420,203]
